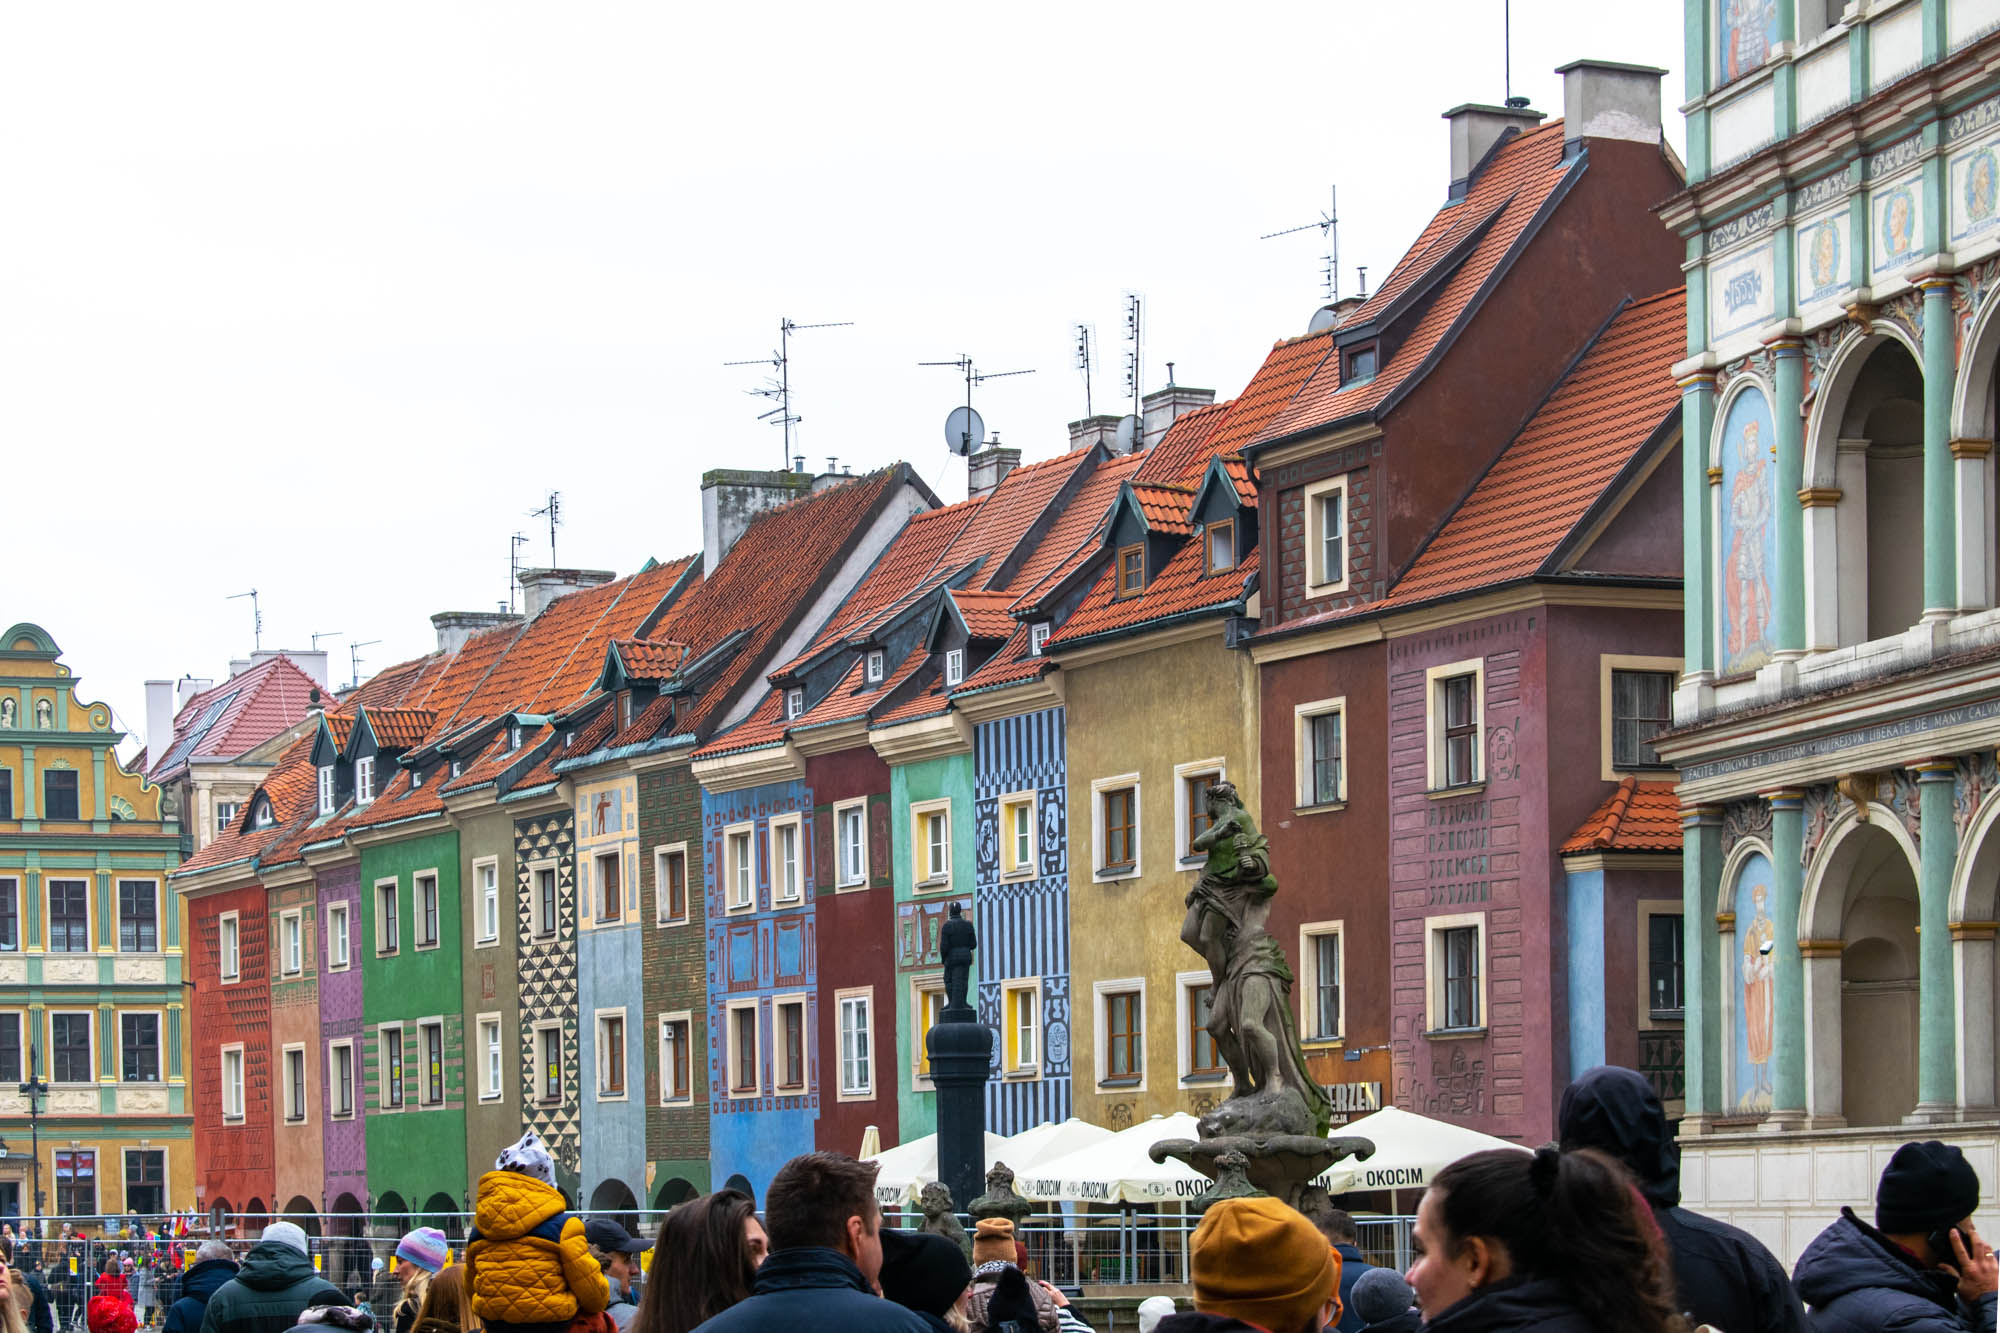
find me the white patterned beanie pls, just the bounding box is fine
[496,1130,557,1187]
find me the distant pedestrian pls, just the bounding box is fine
[686,1152,930,1333]
[163,1244,239,1333]
[1347,1270,1418,1333]
[966,1221,1057,1333]
[1309,1208,1369,1333]
[133,1264,157,1327]
[1792,1139,1999,1332]
[389,1233,447,1333]
[581,1224,645,1333]
[1156,1196,1338,1333]
[1559,1065,1807,1333]
[96,1262,131,1309]
[21,1263,53,1333]
[632,1190,761,1333]
[196,1224,343,1333]
[876,1229,972,1333]
[461,1133,606,1333]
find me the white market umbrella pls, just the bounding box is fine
[1000,1118,1114,1175]
[864,1130,1012,1207]
[1316,1104,1530,1192]
[1017,1113,1209,1205]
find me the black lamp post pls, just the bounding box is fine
[19,1044,48,1233]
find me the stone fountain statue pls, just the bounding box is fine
[1149,780,1374,1209]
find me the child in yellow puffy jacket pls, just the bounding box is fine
[465,1132,611,1333]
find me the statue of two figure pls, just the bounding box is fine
[1182,780,1333,1138]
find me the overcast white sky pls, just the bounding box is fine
[0,2,1684,749]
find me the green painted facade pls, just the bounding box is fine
[887,749,976,1137]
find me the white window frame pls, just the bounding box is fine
[1001,978,1041,1078]
[834,799,869,890]
[773,992,809,1094]
[1303,473,1352,595]
[785,687,805,720]
[216,800,242,833]
[1294,696,1349,810]
[279,908,303,977]
[1092,976,1147,1093]
[1424,911,1488,1036]
[1298,920,1346,1045]
[117,1008,164,1084]
[220,1043,245,1121]
[317,765,334,816]
[910,798,952,890]
[378,1022,406,1111]
[374,877,400,956]
[474,857,501,947]
[218,910,241,982]
[998,791,1037,879]
[594,1008,629,1102]
[725,999,762,1100]
[328,1038,356,1120]
[282,1043,308,1124]
[654,843,691,926]
[1029,622,1051,656]
[912,975,947,1089]
[835,987,874,1102]
[355,755,376,805]
[724,822,756,914]
[478,1012,503,1102]
[865,649,886,684]
[529,859,559,939]
[1176,968,1226,1088]
[414,870,441,950]
[771,813,805,906]
[659,1010,694,1106]
[1090,773,1143,882]
[534,1021,563,1103]
[326,901,350,972]
[1599,654,1683,781]
[1173,758,1226,867]
[944,648,965,686]
[1424,657,1486,792]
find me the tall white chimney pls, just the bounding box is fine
[144,681,175,774]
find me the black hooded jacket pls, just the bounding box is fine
[1558,1066,1808,1333]
[1793,1209,1997,1333]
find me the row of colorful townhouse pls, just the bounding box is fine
[162,57,1700,1219]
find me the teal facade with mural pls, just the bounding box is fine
[885,746,976,1138]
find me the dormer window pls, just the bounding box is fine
[786,688,805,720]
[317,766,334,816]
[1345,345,1377,382]
[412,768,424,789]
[1029,623,1051,656]
[355,756,376,805]
[451,760,463,778]
[944,649,965,687]
[509,725,523,752]
[1205,520,1237,575]
[865,650,885,684]
[620,694,633,729]
[252,799,275,829]
[1116,544,1146,598]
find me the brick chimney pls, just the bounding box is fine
[1557,59,1665,159]
[701,468,817,571]
[517,568,616,619]
[1067,415,1124,454]
[1442,102,1546,199]
[430,610,523,654]
[967,439,1020,499]
[1141,383,1216,450]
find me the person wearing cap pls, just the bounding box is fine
[581,1223,646,1332]
[1135,1298,1177,1333]
[1345,1270,1416,1333]
[162,1243,237,1333]
[877,1228,973,1333]
[965,1219,1061,1333]
[1793,1139,2000,1331]
[1157,1198,1338,1333]
[391,1231,448,1333]
[1558,1065,1806,1333]
[195,1224,342,1333]
[463,1132,608,1333]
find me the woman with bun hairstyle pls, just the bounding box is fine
[1406,1146,1686,1333]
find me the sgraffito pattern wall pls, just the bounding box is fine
[514,807,581,1193]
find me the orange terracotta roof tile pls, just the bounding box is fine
[951,590,1019,639]
[953,623,1048,694]
[1003,451,1146,602]
[1050,546,1258,648]
[613,637,687,681]
[1560,777,1682,854]
[359,706,436,749]
[1127,482,1198,535]
[147,654,329,782]
[871,676,951,727]
[1135,401,1233,488]
[175,737,321,874]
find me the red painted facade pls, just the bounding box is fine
[188,882,276,1215]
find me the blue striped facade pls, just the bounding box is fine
[973,706,1072,1133]
[702,779,819,1201]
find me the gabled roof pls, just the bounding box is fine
[948,590,1019,641]
[609,637,687,684]
[1119,483,1198,537]
[355,706,436,751]
[1253,121,1578,447]
[1559,777,1682,855]
[175,736,321,874]
[147,654,328,783]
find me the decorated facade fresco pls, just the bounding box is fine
[1872,178,1923,275]
[1718,0,1776,85]
[1797,211,1847,306]
[1718,386,1777,674]
[1730,851,1777,1115]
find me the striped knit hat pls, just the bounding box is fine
[394,1227,448,1275]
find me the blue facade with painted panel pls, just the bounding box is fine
[703,779,819,1201]
[973,707,1072,1134]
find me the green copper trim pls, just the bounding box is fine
[1925,280,1957,612]
[1683,376,1717,673]
[1683,808,1723,1118]
[1769,793,1808,1117]
[1918,764,1958,1107]
[1774,343,1807,653]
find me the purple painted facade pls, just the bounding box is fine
[318,861,368,1205]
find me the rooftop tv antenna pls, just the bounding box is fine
[1504,0,1525,108]
[919,354,1037,456]
[349,639,382,691]
[227,589,263,652]
[725,317,854,469]
[529,491,561,566]
[309,630,342,652]
[1123,294,1144,419]
[1074,323,1096,418]
[1261,186,1340,301]
[509,533,530,613]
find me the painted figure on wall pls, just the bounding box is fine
[1881,187,1916,261]
[1806,218,1842,296]
[1720,0,1776,83]
[1968,150,1998,226]
[1733,858,1777,1114]
[1720,387,1777,672]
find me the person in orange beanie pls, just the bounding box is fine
[1160,1198,1340,1333]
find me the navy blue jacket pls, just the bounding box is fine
[1331,1244,1370,1333]
[164,1261,241,1333]
[1417,1277,1600,1333]
[690,1247,932,1333]
[24,1271,53,1333]
[1794,1209,1997,1333]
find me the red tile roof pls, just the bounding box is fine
[1254,122,1575,446]
[1127,483,1198,535]
[1135,401,1233,489]
[613,638,688,681]
[147,654,330,782]
[1050,546,1259,648]
[1559,777,1682,854]
[176,736,321,873]
[359,706,436,750]
[1003,452,1148,607]
[953,623,1049,695]
[952,590,1019,640]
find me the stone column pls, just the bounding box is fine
[1834,438,1872,644]
[1772,340,1808,656]
[1766,790,1808,1127]
[1954,438,1993,611]
[1954,921,1998,1116]
[1681,374,1717,679]
[1681,806,1724,1129]
[1801,938,1846,1126]
[926,1017,993,1214]
[1913,758,1960,1119]
[1923,277,1959,621]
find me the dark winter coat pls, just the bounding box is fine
[197,1242,344,1333]
[1154,1315,1279,1333]
[164,1261,240,1333]
[1416,1277,1602,1333]
[1558,1065,1809,1333]
[688,1247,933,1333]
[1331,1244,1371,1333]
[25,1270,54,1333]
[1793,1208,1998,1333]
[1356,1312,1419,1333]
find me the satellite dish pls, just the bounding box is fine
[1114,413,1143,454]
[1306,304,1341,335]
[945,406,985,457]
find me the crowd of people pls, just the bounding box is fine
[3,1073,1996,1333]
